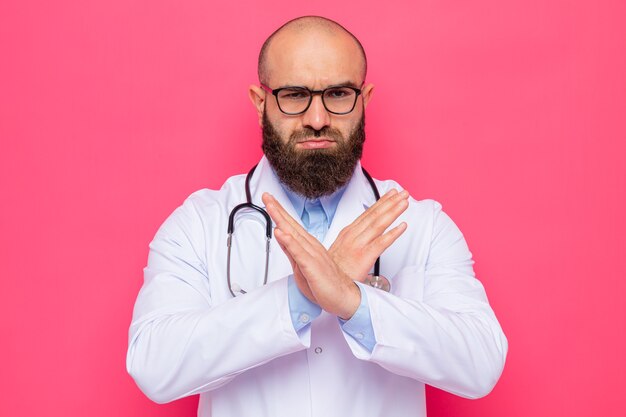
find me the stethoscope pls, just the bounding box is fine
[226,164,391,297]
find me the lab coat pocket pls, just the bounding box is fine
[391,265,425,301]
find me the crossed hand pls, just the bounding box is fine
[261,189,409,320]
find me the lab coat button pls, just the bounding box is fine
[314,347,322,354]
[299,313,310,323]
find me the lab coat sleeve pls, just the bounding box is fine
[340,200,508,399]
[288,275,322,331]
[126,197,309,404]
[338,283,376,351]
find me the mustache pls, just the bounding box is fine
[289,126,344,143]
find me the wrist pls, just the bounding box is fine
[338,282,361,320]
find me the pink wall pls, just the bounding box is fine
[1,1,624,416]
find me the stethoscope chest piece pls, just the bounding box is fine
[365,273,391,292]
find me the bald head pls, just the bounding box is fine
[258,16,367,85]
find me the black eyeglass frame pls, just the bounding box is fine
[260,84,363,115]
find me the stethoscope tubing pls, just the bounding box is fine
[226,164,384,297]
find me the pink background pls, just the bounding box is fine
[1,0,625,416]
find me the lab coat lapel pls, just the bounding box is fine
[322,162,377,249]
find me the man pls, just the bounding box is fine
[127,16,507,417]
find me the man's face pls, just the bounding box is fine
[261,109,365,198]
[250,27,374,198]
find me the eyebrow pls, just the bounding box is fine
[276,81,362,90]
[332,80,362,89]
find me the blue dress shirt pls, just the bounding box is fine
[281,183,376,352]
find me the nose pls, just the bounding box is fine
[301,94,331,131]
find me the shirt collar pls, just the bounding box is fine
[272,170,349,226]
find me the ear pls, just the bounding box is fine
[248,85,266,127]
[361,83,375,109]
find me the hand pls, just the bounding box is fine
[276,230,317,304]
[329,189,409,282]
[262,193,361,319]
[260,194,317,304]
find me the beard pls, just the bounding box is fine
[261,112,365,199]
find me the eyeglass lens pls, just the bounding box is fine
[276,87,358,114]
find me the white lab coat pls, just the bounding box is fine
[127,156,507,417]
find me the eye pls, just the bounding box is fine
[278,89,309,100]
[325,88,354,99]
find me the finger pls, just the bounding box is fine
[329,189,406,251]
[349,189,399,226]
[276,237,297,270]
[292,265,317,304]
[263,193,320,248]
[262,194,308,240]
[279,239,317,303]
[273,227,317,268]
[362,197,409,240]
[351,189,409,232]
[274,227,337,287]
[368,222,408,256]
[348,191,409,242]
[262,192,302,230]
[275,236,317,303]
[274,235,306,282]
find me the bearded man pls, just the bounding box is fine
[127,15,507,417]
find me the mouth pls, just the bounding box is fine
[296,137,337,149]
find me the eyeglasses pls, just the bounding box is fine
[261,84,362,115]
